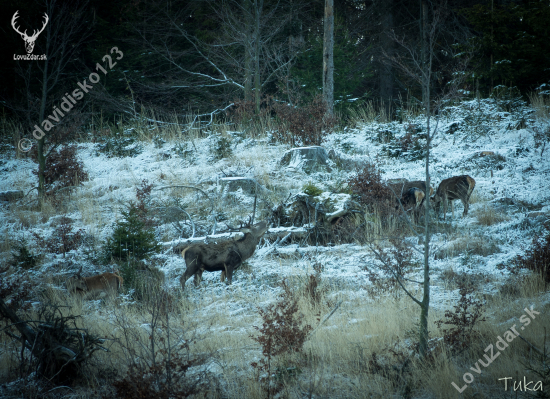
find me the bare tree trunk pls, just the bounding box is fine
[421,0,429,107]
[244,0,253,102]
[37,6,52,204]
[254,0,263,114]
[380,0,394,114]
[419,0,431,359]
[323,0,334,116]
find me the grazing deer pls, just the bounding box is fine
[431,175,476,220]
[388,180,434,198]
[389,180,433,223]
[67,266,123,297]
[398,187,426,223]
[180,220,269,289]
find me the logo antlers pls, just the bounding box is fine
[11,11,49,54]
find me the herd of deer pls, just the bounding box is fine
[67,175,475,296]
[391,174,476,223]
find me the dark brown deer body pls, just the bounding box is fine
[389,180,433,223]
[397,187,425,223]
[432,175,476,220]
[388,180,434,198]
[67,271,123,297]
[180,221,269,289]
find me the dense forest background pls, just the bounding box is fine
[1,0,549,128]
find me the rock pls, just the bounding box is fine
[479,151,495,157]
[278,146,331,173]
[219,177,262,196]
[0,190,24,202]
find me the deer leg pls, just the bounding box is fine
[224,263,234,285]
[180,271,191,290]
[462,198,469,217]
[220,270,226,283]
[451,199,455,219]
[443,195,448,221]
[194,268,204,286]
[181,255,200,290]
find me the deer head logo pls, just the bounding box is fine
[11,11,49,54]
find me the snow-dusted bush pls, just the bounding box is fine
[95,129,143,158]
[32,145,88,193]
[512,226,550,284]
[103,204,161,262]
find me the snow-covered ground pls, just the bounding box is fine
[1,99,549,305]
[1,98,549,396]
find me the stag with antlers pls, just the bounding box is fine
[180,218,269,289]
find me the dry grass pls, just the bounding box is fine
[439,267,491,290]
[2,264,549,399]
[74,190,106,229]
[347,101,380,127]
[474,204,510,226]
[497,273,547,300]
[529,92,550,122]
[468,188,483,204]
[434,232,500,259]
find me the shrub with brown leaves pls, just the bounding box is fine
[251,280,312,399]
[511,225,550,284]
[111,349,202,399]
[32,145,88,194]
[273,95,337,146]
[435,283,486,354]
[347,162,394,213]
[363,238,415,296]
[32,216,84,257]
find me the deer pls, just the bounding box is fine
[389,180,434,223]
[180,219,269,289]
[398,187,426,223]
[11,11,49,54]
[387,180,434,198]
[431,175,476,220]
[67,266,123,298]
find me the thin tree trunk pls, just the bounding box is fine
[419,0,430,359]
[380,0,394,114]
[254,0,263,114]
[421,0,429,107]
[244,0,253,102]
[323,0,334,116]
[37,28,51,204]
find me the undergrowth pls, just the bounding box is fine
[250,279,312,399]
[511,225,550,285]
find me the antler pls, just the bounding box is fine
[11,11,48,40]
[31,13,49,40]
[11,11,25,37]
[225,222,240,231]
[226,215,254,231]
